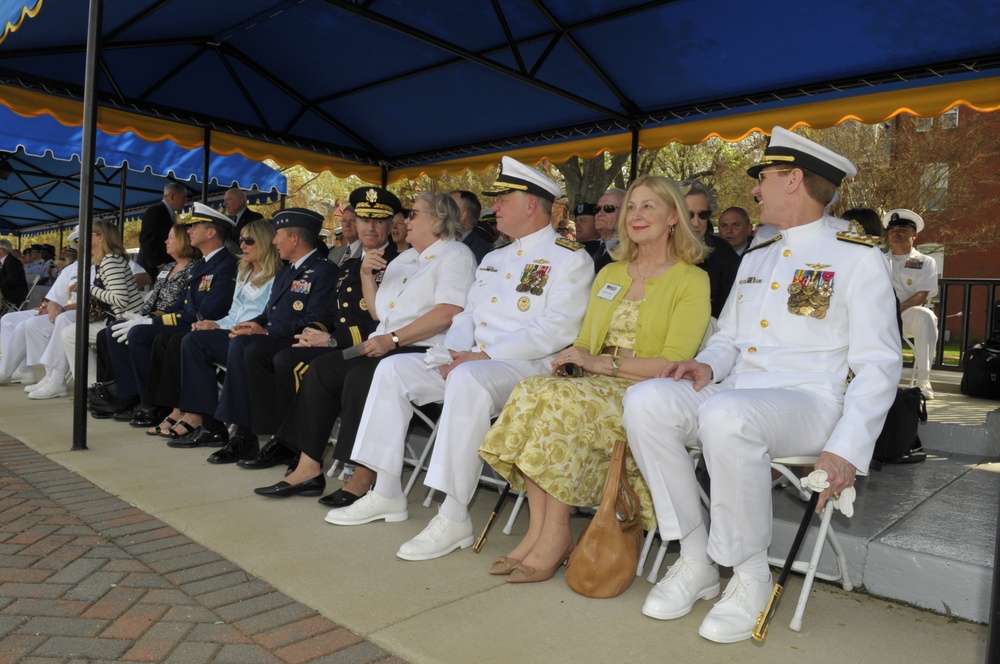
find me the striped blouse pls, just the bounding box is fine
[91,254,144,317]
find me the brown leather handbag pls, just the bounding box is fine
[565,440,643,598]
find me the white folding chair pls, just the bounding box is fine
[322,404,439,499]
[768,455,853,632]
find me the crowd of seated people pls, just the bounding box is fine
[0,139,905,645]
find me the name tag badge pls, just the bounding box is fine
[598,283,623,300]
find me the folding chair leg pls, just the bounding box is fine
[789,500,835,632]
[647,540,669,583]
[502,491,525,535]
[637,528,657,577]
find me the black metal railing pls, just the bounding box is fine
[933,278,1000,371]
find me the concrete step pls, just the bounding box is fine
[768,453,998,623]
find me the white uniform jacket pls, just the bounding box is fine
[443,225,594,361]
[888,248,938,303]
[697,216,902,473]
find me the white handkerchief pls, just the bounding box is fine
[423,343,453,369]
[800,470,855,517]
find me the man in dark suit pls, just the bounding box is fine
[0,239,29,308]
[224,187,265,237]
[106,202,239,424]
[236,187,401,468]
[327,206,361,266]
[137,183,187,275]
[592,188,625,273]
[172,207,339,452]
[572,202,602,256]
[450,190,493,264]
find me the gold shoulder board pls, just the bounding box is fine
[555,237,584,251]
[743,235,782,255]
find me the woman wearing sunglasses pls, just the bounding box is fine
[142,219,280,438]
[679,180,740,320]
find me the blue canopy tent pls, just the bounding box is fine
[0,0,997,182]
[0,104,286,234]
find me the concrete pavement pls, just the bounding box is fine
[0,386,990,663]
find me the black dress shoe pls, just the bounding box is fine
[253,475,326,498]
[112,407,136,422]
[167,427,229,449]
[207,433,259,464]
[317,488,363,508]
[129,406,165,428]
[237,437,295,469]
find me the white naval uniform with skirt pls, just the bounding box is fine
[889,248,939,377]
[351,225,594,505]
[623,216,901,568]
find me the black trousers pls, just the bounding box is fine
[276,346,425,464]
[146,331,187,409]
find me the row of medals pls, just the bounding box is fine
[787,281,832,319]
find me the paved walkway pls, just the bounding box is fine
[0,433,405,664]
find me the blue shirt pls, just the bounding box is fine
[215,271,275,329]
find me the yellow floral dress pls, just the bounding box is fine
[479,298,655,530]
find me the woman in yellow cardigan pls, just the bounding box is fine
[479,175,711,584]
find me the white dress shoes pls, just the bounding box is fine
[396,513,474,561]
[0,367,34,385]
[324,491,408,526]
[642,557,720,620]
[698,570,772,644]
[25,375,50,393]
[28,378,67,400]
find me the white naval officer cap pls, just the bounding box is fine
[185,202,237,233]
[747,127,858,186]
[482,156,563,202]
[882,208,924,233]
[67,225,80,244]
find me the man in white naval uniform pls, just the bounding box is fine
[884,208,938,399]
[622,127,901,644]
[325,156,594,562]
[0,257,77,385]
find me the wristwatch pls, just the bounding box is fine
[390,331,400,348]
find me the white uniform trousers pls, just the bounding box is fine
[901,306,937,378]
[623,378,841,568]
[0,310,37,375]
[39,311,77,377]
[352,353,548,504]
[60,320,101,385]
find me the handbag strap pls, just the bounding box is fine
[594,440,637,528]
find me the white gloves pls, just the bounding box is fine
[110,314,151,344]
[800,470,856,518]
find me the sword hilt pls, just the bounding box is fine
[473,511,498,553]
[751,584,783,643]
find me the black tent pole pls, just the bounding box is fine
[201,127,211,203]
[629,125,639,184]
[72,0,103,451]
[117,166,127,234]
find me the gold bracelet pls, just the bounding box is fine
[610,355,621,378]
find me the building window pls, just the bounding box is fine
[922,163,949,211]
[939,108,959,129]
[915,116,934,132]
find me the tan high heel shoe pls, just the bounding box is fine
[507,543,573,584]
[488,556,521,576]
